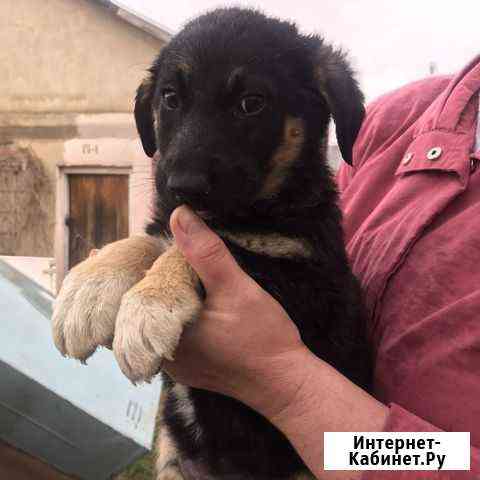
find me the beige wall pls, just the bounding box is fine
[0,0,163,113]
[0,0,165,259]
[1,115,156,261]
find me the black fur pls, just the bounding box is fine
[135,8,370,479]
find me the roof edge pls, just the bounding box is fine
[90,0,173,43]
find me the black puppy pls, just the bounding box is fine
[136,8,369,480]
[52,7,370,480]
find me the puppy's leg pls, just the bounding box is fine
[155,424,185,480]
[52,235,165,360]
[113,245,202,383]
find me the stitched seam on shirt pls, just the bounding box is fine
[412,128,469,140]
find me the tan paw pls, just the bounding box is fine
[52,235,165,361]
[113,246,201,383]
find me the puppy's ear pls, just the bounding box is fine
[313,41,365,165]
[134,77,157,158]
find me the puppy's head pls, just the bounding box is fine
[135,8,364,219]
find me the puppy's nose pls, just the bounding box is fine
[167,173,211,202]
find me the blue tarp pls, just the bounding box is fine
[0,259,162,479]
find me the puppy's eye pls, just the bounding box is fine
[238,95,265,116]
[162,90,180,110]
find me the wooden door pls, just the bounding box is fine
[68,174,129,269]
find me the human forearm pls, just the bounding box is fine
[165,208,389,478]
[243,347,388,480]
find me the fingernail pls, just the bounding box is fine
[177,207,205,235]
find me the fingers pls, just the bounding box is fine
[170,206,246,294]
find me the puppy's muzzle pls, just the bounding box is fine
[167,172,212,206]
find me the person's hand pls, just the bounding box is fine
[163,205,310,418]
[62,208,388,480]
[166,208,388,480]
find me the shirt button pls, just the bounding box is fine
[427,147,443,160]
[402,152,413,165]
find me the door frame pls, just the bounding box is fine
[55,166,131,292]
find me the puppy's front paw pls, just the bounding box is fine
[113,246,201,383]
[52,236,164,361]
[113,281,201,382]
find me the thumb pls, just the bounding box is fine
[170,206,245,294]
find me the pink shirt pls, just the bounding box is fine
[338,56,480,478]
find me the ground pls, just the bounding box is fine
[115,453,155,480]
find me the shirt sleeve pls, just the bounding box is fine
[361,404,480,479]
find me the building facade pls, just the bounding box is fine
[0,0,169,288]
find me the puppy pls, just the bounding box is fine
[53,8,370,479]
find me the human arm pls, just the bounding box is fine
[165,206,389,479]
[165,206,480,479]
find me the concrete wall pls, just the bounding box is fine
[0,0,163,113]
[0,0,165,260]
[2,116,153,260]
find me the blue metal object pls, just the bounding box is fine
[0,259,162,479]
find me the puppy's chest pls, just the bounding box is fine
[223,235,326,321]
[221,230,320,290]
[163,234,329,479]
[219,230,314,260]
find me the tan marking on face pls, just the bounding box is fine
[258,116,305,199]
[219,230,313,259]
